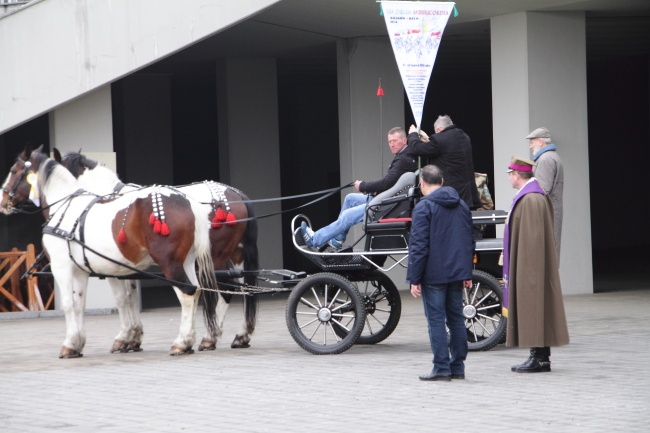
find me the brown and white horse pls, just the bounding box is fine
[57,150,259,350]
[1,146,218,358]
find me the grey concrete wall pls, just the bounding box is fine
[217,58,283,270]
[491,12,593,294]
[0,0,281,134]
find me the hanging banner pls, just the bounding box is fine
[381,1,455,128]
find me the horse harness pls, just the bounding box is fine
[42,189,107,276]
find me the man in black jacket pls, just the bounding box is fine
[301,127,417,250]
[408,115,481,209]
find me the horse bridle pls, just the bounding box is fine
[2,159,32,212]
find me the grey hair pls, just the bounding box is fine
[420,164,444,186]
[388,126,406,138]
[434,115,453,131]
[542,137,552,145]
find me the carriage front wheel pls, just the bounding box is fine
[465,269,507,351]
[286,273,366,355]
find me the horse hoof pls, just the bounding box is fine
[110,340,128,354]
[198,338,216,351]
[59,347,83,359]
[127,342,143,352]
[169,346,195,356]
[231,337,250,349]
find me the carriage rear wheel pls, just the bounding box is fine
[286,273,366,355]
[465,270,507,351]
[342,271,401,345]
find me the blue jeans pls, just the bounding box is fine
[311,193,369,247]
[421,281,468,376]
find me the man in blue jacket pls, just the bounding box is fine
[407,164,474,381]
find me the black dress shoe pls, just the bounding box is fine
[419,372,451,381]
[451,374,465,380]
[511,356,551,373]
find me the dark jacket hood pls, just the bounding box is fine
[425,186,461,208]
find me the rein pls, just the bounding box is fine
[198,182,355,224]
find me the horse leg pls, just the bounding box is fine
[232,289,256,349]
[169,285,200,355]
[54,264,89,359]
[123,280,144,352]
[230,258,257,349]
[108,279,143,353]
[167,253,210,356]
[198,291,228,351]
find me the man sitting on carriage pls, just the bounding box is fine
[301,126,417,251]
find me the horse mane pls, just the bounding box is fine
[38,156,77,192]
[61,152,98,178]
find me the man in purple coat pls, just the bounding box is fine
[503,156,569,373]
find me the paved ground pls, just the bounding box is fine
[1,286,649,433]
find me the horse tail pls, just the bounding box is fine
[241,193,259,333]
[188,198,219,339]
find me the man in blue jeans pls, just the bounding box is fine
[301,126,417,250]
[407,164,474,381]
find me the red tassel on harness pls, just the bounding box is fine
[153,219,162,234]
[215,208,227,222]
[149,213,156,225]
[211,220,223,229]
[226,212,237,226]
[160,222,170,236]
[118,228,127,244]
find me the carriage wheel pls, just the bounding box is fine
[465,269,507,351]
[286,273,366,355]
[341,271,401,345]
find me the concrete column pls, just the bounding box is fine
[337,37,406,285]
[491,12,593,294]
[49,85,117,311]
[216,59,282,270]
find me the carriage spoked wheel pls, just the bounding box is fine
[286,273,366,355]
[339,271,401,345]
[464,269,507,351]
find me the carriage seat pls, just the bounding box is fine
[365,171,418,225]
[364,171,418,251]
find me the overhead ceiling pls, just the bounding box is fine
[141,0,650,74]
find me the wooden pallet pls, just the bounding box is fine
[0,244,52,312]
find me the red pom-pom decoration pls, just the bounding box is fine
[153,219,162,234]
[160,222,170,236]
[226,212,237,226]
[211,221,222,229]
[149,213,156,225]
[118,228,127,244]
[215,208,227,222]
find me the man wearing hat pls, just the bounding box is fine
[526,127,564,260]
[503,157,569,373]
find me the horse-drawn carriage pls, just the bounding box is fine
[2,147,507,357]
[284,170,507,354]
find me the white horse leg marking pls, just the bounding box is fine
[108,279,143,353]
[53,261,89,358]
[124,280,144,350]
[230,258,252,348]
[169,255,202,355]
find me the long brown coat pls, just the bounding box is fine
[505,188,569,348]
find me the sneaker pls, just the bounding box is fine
[327,238,343,250]
[300,222,315,247]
